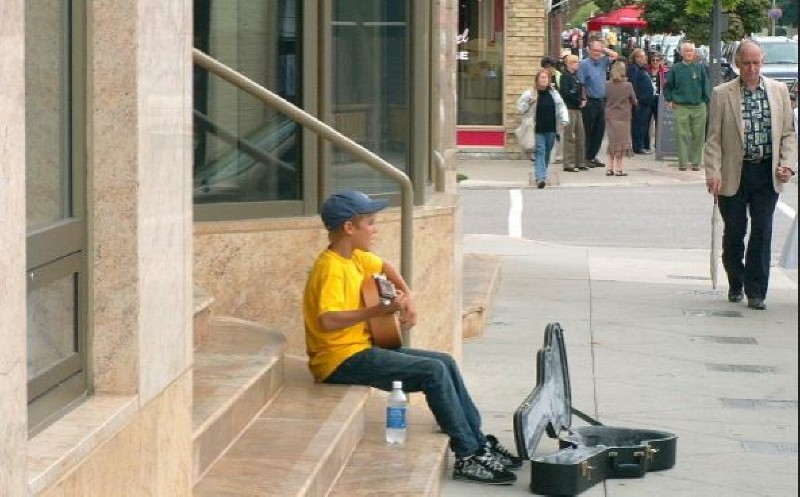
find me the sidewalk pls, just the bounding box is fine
[457,151,707,189]
[444,234,798,496]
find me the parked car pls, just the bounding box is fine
[722,36,798,90]
[661,34,684,65]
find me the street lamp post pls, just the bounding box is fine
[709,0,723,88]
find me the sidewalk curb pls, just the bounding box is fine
[462,253,502,340]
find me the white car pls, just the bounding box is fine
[722,36,798,89]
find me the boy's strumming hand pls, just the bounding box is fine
[385,289,417,329]
[400,293,418,329]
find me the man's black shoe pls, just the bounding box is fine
[564,167,581,172]
[577,165,589,170]
[747,298,766,310]
[727,291,744,303]
[588,159,606,168]
[537,181,546,189]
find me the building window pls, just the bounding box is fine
[457,0,505,127]
[193,0,303,214]
[193,0,429,220]
[25,0,88,434]
[329,0,410,195]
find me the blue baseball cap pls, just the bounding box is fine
[320,190,389,230]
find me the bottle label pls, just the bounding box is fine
[386,406,407,429]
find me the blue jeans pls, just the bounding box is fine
[325,347,486,457]
[533,132,557,182]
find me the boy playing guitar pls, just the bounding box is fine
[303,190,522,485]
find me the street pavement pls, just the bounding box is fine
[441,153,798,496]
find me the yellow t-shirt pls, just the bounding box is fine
[303,248,384,381]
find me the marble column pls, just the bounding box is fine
[0,1,29,494]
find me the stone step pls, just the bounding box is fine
[327,393,449,497]
[193,286,215,349]
[193,380,370,496]
[192,316,287,484]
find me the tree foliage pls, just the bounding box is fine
[776,0,798,28]
[592,0,637,16]
[642,0,770,44]
[565,1,600,29]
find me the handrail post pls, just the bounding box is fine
[192,49,414,343]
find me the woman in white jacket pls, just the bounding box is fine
[517,70,569,188]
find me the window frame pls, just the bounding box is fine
[26,0,89,435]
[192,0,431,223]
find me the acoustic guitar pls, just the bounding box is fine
[361,274,403,349]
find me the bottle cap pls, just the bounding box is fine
[392,380,403,390]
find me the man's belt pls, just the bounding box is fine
[742,156,771,164]
[587,97,605,102]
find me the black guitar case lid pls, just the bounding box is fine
[513,322,573,460]
[513,323,677,496]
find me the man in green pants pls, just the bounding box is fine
[664,42,711,171]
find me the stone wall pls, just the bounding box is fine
[505,0,548,152]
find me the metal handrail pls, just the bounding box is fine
[193,109,296,173]
[192,49,414,338]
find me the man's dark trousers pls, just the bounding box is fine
[632,102,653,151]
[582,97,605,161]
[717,159,779,300]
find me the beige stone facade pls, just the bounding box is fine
[1,0,462,495]
[506,1,549,153]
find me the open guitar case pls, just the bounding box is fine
[513,323,677,496]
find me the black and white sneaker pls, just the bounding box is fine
[486,434,524,470]
[453,447,517,485]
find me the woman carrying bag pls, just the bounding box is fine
[516,70,569,189]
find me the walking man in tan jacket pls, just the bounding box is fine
[703,39,796,310]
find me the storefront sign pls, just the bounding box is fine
[457,28,469,60]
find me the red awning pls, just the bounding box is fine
[586,5,647,31]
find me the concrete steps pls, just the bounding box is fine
[191,288,451,495]
[192,317,287,483]
[193,381,370,496]
[327,394,450,496]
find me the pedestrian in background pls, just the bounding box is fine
[570,29,582,57]
[604,61,637,176]
[577,38,618,169]
[606,29,618,52]
[541,56,561,90]
[628,48,655,154]
[543,55,564,166]
[664,41,710,171]
[703,39,797,310]
[517,70,569,189]
[559,55,587,172]
[647,52,667,150]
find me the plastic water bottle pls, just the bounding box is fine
[386,380,408,444]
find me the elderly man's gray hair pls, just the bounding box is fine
[734,39,764,64]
